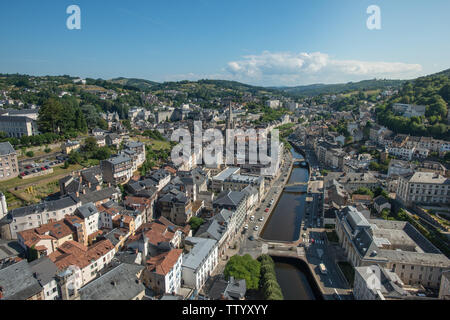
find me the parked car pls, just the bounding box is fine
[258,217,264,222]
[265,208,269,213]
[244,225,249,230]
[254,226,259,231]
[250,216,255,221]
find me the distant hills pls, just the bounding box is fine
[105,68,449,97]
[271,79,407,97]
[3,68,449,100]
[108,77,159,91]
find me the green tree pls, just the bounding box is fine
[188,217,205,233]
[94,146,112,160]
[353,187,374,198]
[38,98,64,133]
[83,136,98,153]
[224,254,261,290]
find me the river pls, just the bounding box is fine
[261,147,321,300]
[260,148,309,241]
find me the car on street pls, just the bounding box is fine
[258,217,264,222]
[250,216,255,221]
[254,226,259,231]
[265,208,269,213]
[244,225,249,230]
[248,235,255,241]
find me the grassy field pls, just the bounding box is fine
[11,180,60,204]
[134,136,171,150]
[17,144,62,160]
[0,164,83,192]
[3,191,26,210]
[341,89,381,97]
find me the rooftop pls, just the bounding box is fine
[182,237,217,271]
[79,263,145,300]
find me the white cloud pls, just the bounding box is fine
[225,51,423,86]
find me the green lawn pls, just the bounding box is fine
[134,136,171,150]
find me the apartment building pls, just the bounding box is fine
[48,239,116,289]
[211,167,241,192]
[353,265,412,300]
[325,172,380,193]
[335,206,450,289]
[0,142,19,181]
[196,209,234,258]
[213,191,247,235]
[78,263,145,300]
[265,99,280,109]
[0,115,39,137]
[182,237,218,291]
[144,249,183,294]
[75,203,100,238]
[122,141,146,170]
[157,188,193,226]
[6,196,81,239]
[101,154,133,185]
[29,257,61,300]
[223,174,265,200]
[396,172,450,206]
[17,214,86,258]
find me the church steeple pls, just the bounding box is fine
[227,102,234,130]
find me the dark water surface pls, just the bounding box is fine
[274,261,316,300]
[260,149,309,241]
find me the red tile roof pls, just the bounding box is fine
[146,249,182,276]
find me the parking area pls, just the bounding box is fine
[19,156,67,178]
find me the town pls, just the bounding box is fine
[0,69,448,301]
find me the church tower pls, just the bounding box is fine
[227,103,234,130]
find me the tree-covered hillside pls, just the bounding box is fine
[275,79,405,97]
[376,69,450,140]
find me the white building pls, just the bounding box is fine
[181,237,218,291]
[49,239,116,289]
[387,146,415,161]
[7,196,81,239]
[75,203,100,237]
[354,265,409,300]
[30,257,60,300]
[0,192,7,220]
[145,249,183,294]
[396,172,450,206]
[265,99,280,109]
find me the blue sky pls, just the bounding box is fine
[0,0,449,86]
